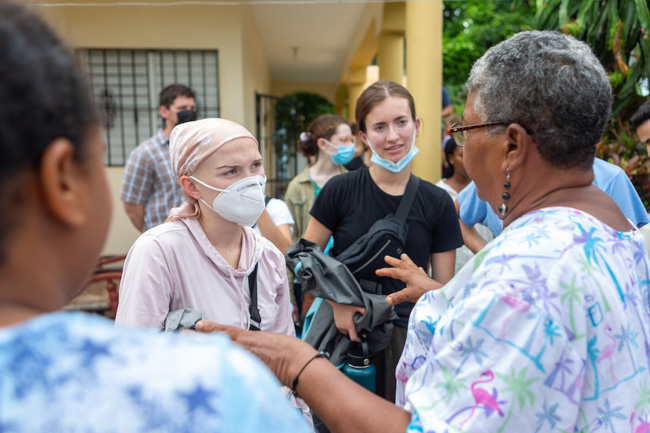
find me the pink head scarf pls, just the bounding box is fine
[166,118,259,221]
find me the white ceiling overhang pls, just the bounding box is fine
[250,2,371,83]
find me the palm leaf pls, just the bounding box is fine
[634,0,650,31]
[559,0,570,27]
[576,0,597,31]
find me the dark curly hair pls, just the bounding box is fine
[442,138,458,179]
[630,100,650,132]
[0,0,99,261]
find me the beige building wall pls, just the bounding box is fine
[104,168,141,255]
[37,3,269,126]
[37,2,273,255]
[242,6,273,129]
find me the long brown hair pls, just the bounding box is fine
[298,113,349,158]
[355,81,416,133]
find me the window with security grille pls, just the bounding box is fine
[78,49,220,166]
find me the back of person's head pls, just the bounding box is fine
[0,0,99,262]
[446,114,462,131]
[298,113,349,159]
[159,84,196,108]
[355,81,416,134]
[467,30,612,170]
[630,100,650,132]
[349,122,364,152]
[442,138,458,179]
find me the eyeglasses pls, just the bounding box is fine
[448,122,510,147]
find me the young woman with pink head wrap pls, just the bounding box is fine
[116,117,295,331]
[166,118,265,223]
[116,118,312,424]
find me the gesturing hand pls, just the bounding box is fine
[375,253,443,305]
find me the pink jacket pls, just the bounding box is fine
[115,218,294,336]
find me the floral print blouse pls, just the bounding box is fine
[399,207,650,433]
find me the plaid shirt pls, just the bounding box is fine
[120,129,185,231]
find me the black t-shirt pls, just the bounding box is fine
[343,155,365,171]
[310,167,463,327]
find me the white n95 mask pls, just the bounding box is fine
[190,175,267,227]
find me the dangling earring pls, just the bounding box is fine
[498,169,511,217]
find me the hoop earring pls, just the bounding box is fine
[498,169,511,217]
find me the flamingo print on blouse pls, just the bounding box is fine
[458,370,504,428]
[631,412,650,433]
[396,355,427,386]
[596,324,618,384]
[498,288,532,339]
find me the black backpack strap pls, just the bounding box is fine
[248,263,261,331]
[394,175,420,225]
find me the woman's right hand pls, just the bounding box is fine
[327,301,366,342]
[376,253,442,305]
[195,320,317,387]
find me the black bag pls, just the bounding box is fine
[334,175,419,288]
[248,263,261,331]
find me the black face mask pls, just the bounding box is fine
[176,109,198,125]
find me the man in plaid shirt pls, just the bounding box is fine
[121,84,197,232]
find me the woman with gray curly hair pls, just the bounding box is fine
[198,30,650,433]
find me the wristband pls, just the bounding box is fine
[290,351,329,399]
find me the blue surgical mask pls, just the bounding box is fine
[325,140,355,165]
[368,129,419,173]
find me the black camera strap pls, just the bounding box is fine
[248,263,261,331]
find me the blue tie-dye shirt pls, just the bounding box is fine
[0,312,310,433]
[398,207,650,433]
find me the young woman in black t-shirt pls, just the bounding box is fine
[304,81,463,401]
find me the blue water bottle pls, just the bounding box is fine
[343,339,376,392]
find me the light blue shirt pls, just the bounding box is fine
[0,312,310,433]
[458,157,650,236]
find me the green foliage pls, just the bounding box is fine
[275,92,334,135]
[442,1,536,113]
[596,118,650,208]
[444,1,650,210]
[526,0,650,117]
[273,91,333,160]
[271,92,334,184]
[442,0,650,117]
[527,0,650,210]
